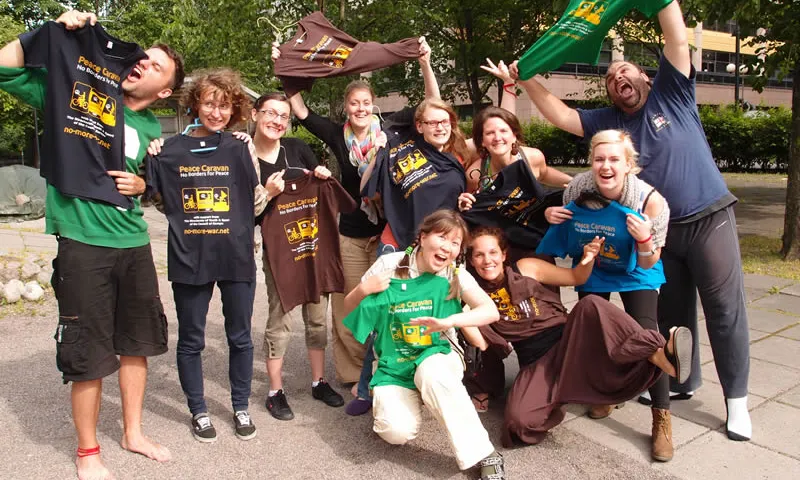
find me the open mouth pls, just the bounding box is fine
[433,253,449,263]
[599,172,615,180]
[617,81,633,97]
[127,66,142,81]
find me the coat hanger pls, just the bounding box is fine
[257,17,300,43]
[183,117,222,153]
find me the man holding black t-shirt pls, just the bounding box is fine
[0,10,185,480]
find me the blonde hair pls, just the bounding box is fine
[589,129,641,174]
[394,210,470,301]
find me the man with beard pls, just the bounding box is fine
[511,0,752,442]
[0,10,185,479]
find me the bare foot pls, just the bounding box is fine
[120,434,171,463]
[350,383,358,398]
[76,454,115,480]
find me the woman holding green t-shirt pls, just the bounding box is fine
[342,209,505,480]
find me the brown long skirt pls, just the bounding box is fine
[502,295,665,447]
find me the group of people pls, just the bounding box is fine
[0,1,753,479]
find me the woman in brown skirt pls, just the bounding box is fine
[462,227,692,449]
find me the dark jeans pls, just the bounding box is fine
[173,280,255,415]
[579,289,670,410]
[658,206,750,398]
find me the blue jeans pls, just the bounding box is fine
[173,280,255,415]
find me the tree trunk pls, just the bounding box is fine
[781,61,800,260]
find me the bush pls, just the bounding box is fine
[510,106,790,172]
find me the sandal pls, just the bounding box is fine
[471,393,489,413]
[666,326,693,384]
[479,451,505,480]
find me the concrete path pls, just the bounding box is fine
[0,202,798,479]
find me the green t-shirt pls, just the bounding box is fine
[344,273,462,390]
[517,0,673,80]
[0,66,160,247]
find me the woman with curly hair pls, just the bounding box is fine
[146,68,262,443]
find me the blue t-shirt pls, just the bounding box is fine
[536,201,665,292]
[578,56,733,220]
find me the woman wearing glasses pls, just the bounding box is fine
[249,92,344,422]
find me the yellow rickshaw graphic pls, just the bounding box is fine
[69,81,117,127]
[569,1,606,26]
[402,325,432,346]
[392,149,428,183]
[182,187,229,213]
[284,215,319,244]
[325,45,352,68]
[490,288,519,321]
[600,243,621,260]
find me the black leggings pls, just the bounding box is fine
[578,289,670,410]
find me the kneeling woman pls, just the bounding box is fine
[465,227,692,452]
[343,210,505,479]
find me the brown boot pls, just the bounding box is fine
[651,408,674,462]
[588,403,624,419]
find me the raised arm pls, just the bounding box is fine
[516,236,604,286]
[658,1,691,77]
[417,37,440,100]
[481,58,517,114]
[510,62,584,137]
[271,41,309,120]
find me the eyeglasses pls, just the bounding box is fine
[420,118,451,128]
[258,108,291,124]
[200,102,233,114]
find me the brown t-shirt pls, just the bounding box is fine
[275,12,419,96]
[475,266,567,345]
[262,174,357,311]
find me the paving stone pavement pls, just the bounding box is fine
[0,206,798,479]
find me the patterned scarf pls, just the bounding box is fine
[344,115,382,174]
[344,115,382,223]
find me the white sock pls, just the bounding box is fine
[312,380,320,387]
[268,389,279,397]
[726,396,752,440]
[640,391,651,401]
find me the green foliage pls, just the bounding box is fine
[699,105,791,171]
[522,119,588,165]
[0,14,36,160]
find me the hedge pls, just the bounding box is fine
[291,105,791,174]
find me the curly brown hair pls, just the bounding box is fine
[181,68,251,129]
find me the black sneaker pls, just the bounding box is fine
[233,410,257,440]
[192,413,217,443]
[312,379,345,407]
[266,390,295,420]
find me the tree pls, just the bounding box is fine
[687,0,800,259]
[0,14,38,162]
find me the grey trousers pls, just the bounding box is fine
[658,205,750,398]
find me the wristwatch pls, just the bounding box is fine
[637,247,657,257]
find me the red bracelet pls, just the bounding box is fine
[77,445,101,458]
[636,235,652,244]
[503,83,517,96]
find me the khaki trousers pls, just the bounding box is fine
[372,352,495,470]
[331,234,377,383]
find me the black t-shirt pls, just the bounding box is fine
[146,132,258,285]
[299,109,396,238]
[363,131,466,249]
[462,159,562,250]
[258,137,319,180]
[20,22,146,208]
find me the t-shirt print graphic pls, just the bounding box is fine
[69,81,117,127]
[283,213,319,260]
[301,35,352,68]
[183,187,230,213]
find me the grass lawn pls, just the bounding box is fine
[739,235,800,281]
